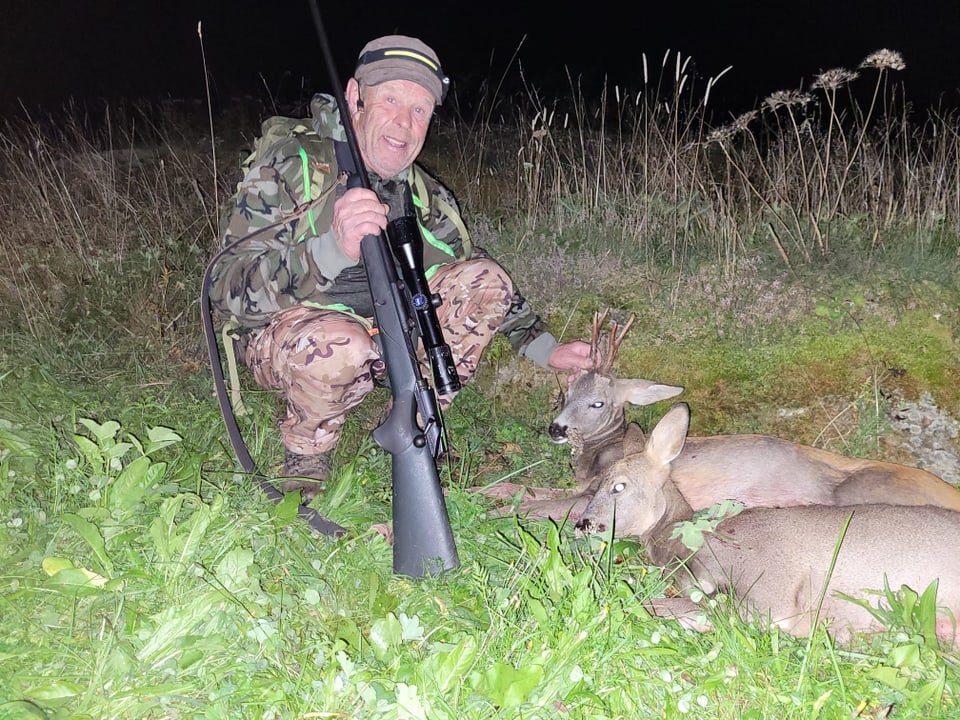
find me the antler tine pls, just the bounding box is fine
[600,312,636,374]
[590,309,609,365]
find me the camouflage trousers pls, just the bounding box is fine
[244,258,513,455]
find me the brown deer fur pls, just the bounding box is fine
[576,403,960,645]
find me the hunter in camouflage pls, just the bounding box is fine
[208,34,595,496]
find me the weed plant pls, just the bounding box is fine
[1,48,959,718]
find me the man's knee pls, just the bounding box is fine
[434,258,513,314]
[249,307,381,386]
[293,313,380,380]
[465,257,513,295]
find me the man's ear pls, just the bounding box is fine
[344,78,361,115]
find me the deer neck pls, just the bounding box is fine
[573,414,627,479]
[642,482,695,567]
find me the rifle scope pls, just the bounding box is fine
[386,183,462,397]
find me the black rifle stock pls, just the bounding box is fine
[309,0,460,576]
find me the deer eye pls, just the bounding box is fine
[590,401,605,409]
[611,482,626,495]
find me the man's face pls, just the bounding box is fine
[347,78,435,179]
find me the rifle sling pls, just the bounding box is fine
[201,244,348,538]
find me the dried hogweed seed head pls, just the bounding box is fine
[859,49,906,71]
[812,68,859,91]
[732,110,758,131]
[705,111,757,145]
[764,90,814,111]
[706,125,735,144]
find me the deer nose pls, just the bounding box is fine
[548,423,567,442]
[574,517,605,536]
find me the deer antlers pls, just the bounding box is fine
[590,309,636,374]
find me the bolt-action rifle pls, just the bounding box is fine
[307,0,461,576]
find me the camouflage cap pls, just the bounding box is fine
[355,35,449,106]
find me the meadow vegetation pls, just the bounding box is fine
[1,49,959,718]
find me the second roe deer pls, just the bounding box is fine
[575,403,960,645]
[572,402,960,525]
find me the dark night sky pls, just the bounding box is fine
[3,1,960,120]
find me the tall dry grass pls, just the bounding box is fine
[1,48,958,347]
[0,99,240,352]
[427,47,959,271]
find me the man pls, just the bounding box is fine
[209,35,594,498]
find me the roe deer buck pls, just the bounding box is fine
[548,309,683,491]
[472,310,681,522]
[576,403,960,644]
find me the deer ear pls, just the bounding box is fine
[623,422,646,455]
[615,379,684,407]
[647,403,689,465]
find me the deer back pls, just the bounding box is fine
[579,402,960,518]
[694,503,960,644]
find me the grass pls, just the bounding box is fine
[2,47,960,718]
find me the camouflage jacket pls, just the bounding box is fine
[208,93,560,367]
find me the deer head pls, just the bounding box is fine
[548,310,683,456]
[574,402,693,540]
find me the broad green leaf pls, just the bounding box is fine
[60,513,113,574]
[674,522,707,551]
[72,435,105,472]
[896,583,919,625]
[888,643,920,668]
[145,425,182,454]
[369,612,403,662]
[79,418,121,444]
[398,613,424,642]
[41,556,73,575]
[869,665,909,691]
[918,579,941,647]
[332,615,363,651]
[150,494,188,564]
[105,441,134,463]
[45,566,109,591]
[24,680,85,700]
[175,496,217,569]
[527,596,549,625]
[476,662,544,708]
[395,682,428,720]
[417,636,478,696]
[108,455,153,515]
[271,488,301,520]
[215,547,262,598]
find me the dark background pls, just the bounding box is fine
[4,1,959,120]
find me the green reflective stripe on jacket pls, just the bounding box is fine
[410,165,472,259]
[299,300,375,329]
[411,190,455,258]
[298,147,318,240]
